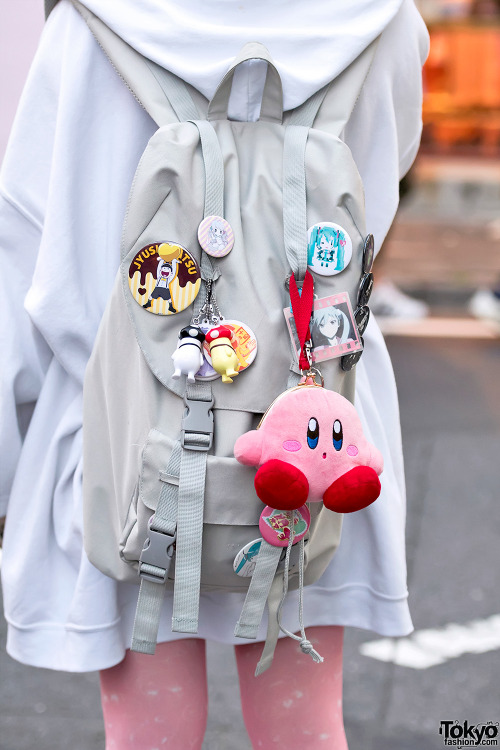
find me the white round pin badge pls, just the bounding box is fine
[198,216,234,258]
[307,222,353,277]
[233,539,263,577]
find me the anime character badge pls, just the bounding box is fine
[128,242,201,315]
[233,539,263,577]
[259,506,311,548]
[307,222,353,277]
[198,216,234,258]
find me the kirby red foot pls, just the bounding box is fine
[234,383,383,513]
[254,459,309,510]
[323,466,381,513]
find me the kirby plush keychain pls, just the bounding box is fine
[234,378,383,514]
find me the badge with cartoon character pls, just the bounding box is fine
[128,242,201,315]
[197,215,234,258]
[258,506,311,548]
[307,222,353,277]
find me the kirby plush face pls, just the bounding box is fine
[234,386,383,513]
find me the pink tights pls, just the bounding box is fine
[100,626,347,750]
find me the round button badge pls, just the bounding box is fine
[233,539,263,577]
[198,216,234,258]
[128,242,201,315]
[259,504,311,548]
[307,222,353,277]
[203,319,257,374]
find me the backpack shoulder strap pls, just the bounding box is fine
[285,37,379,134]
[70,0,204,126]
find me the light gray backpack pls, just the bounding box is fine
[76,2,378,673]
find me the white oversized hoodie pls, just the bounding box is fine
[0,0,428,671]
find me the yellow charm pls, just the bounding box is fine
[205,325,240,383]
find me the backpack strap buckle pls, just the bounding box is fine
[181,394,215,451]
[138,526,176,583]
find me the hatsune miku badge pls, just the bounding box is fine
[203,319,258,374]
[307,222,353,277]
[233,538,263,577]
[198,216,234,258]
[128,242,201,315]
[259,505,311,548]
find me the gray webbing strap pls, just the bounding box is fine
[131,441,182,653]
[287,84,330,128]
[172,381,213,633]
[208,42,283,124]
[255,573,285,675]
[234,541,282,639]
[283,125,310,282]
[190,121,224,221]
[286,38,380,135]
[130,575,167,655]
[146,61,200,122]
[189,119,225,315]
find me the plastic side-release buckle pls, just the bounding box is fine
[181,395,215,451]
[138,525,176,584]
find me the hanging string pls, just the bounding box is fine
[276,510,324,664]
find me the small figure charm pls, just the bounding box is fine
[205,325,240,383]
[172,326,205,383]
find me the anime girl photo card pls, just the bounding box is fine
[284,292,363,364]
[307,222,353,277]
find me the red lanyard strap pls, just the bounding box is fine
[289,270,314,370]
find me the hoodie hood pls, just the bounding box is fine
[78,0,403,111]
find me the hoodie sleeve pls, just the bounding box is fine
[0,11,62,516]
[0,0,155,515]
[344,0,430,254]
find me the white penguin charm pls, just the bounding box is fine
[172,326,205,383]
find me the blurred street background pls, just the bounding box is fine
[1,1,499,748]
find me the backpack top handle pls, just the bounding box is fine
[207,42,283,125]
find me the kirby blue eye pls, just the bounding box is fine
[333,420,343,451]
[307,417,319,449]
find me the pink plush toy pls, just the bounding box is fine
[234,383,384,513]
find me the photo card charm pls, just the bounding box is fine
[284,292,362,365]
